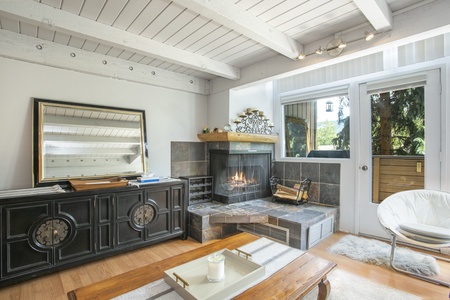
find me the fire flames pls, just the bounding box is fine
[230,171,256,187]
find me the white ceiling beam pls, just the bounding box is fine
[0,29,210,95]
[172,0,303,60]
[0,0,240,80]
[353,0,393,31]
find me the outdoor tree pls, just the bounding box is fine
[317,120,337,148]
[371,87,424,155]
[332,97,350,150]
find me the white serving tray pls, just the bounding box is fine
[164,249,265,300]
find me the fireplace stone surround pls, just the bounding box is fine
[170,141,340,249]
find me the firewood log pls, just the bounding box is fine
[276,184,299,195]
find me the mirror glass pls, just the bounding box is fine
[33,98,147,186]
[285,117,310,157]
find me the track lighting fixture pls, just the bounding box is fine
[298,30,376,60]
[365,31,375,41]
[338,41,347,49]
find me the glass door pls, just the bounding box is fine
[358,70,441,238]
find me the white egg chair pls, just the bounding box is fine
[377,189,450,287]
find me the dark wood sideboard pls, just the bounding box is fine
[0,180,187,288]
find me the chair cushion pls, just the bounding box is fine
[399,222,450,239]
[398,228,450,244]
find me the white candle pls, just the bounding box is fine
[207,253,225,282]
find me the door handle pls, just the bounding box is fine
[361,165,368,171]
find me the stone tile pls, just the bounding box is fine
[320,163,340,184]
[281,209,325,227]
[289,236,301,249]
[171,161,190,178]
[270,226,288,242]
[272,162,285,180]
[277,219,300,238]
[308,182,320,203]
[189,162,208,176]
[302,162,320,182]
[189,142,206,161]
[203,226,222,242]
[254,223,271,236]
[285,162,300,181]
[171,142,190,162]
[319,183,340,206]
[188,226,203,243]
[267,215,279,226]
[221,224,238,237]
[248,215,268,223]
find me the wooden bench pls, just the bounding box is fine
[67,233,336,300]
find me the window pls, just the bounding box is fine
[283,95,350,158]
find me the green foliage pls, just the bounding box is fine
[333,97,350,150]
[317,120,337,147]
[371,87,424,155]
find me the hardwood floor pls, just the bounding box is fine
[0,232,448,300]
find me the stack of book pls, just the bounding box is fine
[137,174,160,183]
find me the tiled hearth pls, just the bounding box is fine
[171,141,341,250]
[188,197,338,250]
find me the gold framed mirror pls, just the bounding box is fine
[32,98,147,187]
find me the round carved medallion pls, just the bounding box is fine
[35,219,69,246]
[133,204,155,226]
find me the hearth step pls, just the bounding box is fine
[209,213,268,224]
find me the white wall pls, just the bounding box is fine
[206,89,229,131]
[207,82,274,133]
[0,57,207,190]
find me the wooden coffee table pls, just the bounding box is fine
[67,233,336,300]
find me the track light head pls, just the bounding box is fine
[365,31,375,41]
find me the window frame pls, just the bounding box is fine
[279,85,350,160]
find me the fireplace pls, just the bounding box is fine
[210,150,271,204]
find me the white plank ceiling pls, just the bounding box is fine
[0,0,434,94]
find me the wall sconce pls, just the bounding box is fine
[326,101,333,112]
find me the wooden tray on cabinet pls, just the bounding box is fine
[69,177,128,191]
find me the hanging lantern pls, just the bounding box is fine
[325,101,333,112]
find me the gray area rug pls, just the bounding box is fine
[328,234,439,276]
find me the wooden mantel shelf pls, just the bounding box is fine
[197,132,277,143]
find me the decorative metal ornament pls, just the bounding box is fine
[133,204,155,226]
[234,108,274,134]
[35,219,69,246]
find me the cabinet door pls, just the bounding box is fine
[115,190,145,247]
[1,202,53,278]
[96,194,114,253]
[171,184,185,234]
[145,186,170,239]
[54,197,95,264]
